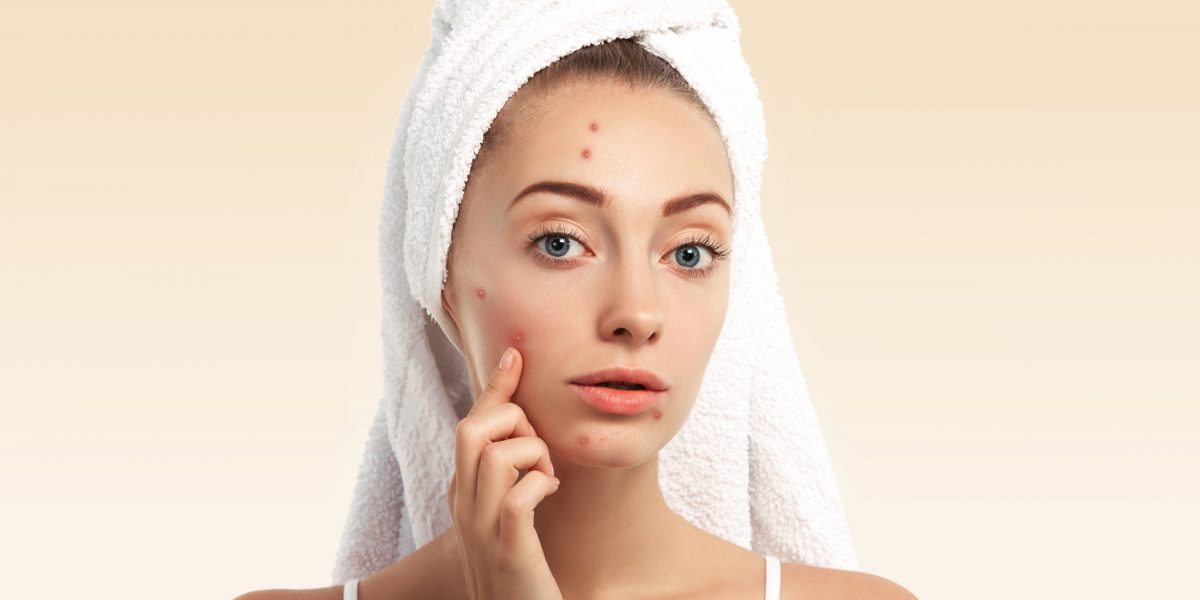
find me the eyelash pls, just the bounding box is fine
[525,224,732,279]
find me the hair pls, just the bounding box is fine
[470,37,718,176]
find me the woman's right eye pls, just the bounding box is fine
[535,234,586,259]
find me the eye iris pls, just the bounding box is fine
[546,235,569,257]
[676,245,700,268]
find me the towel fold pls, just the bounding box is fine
[332,0,859,585]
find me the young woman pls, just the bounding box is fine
[237,39,915,600]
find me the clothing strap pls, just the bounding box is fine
[342,578,358,600]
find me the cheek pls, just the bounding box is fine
[470,284,536,358]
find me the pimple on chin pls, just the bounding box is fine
[652,409,662,420]
[581,148,591,159]
[474,286,486,299]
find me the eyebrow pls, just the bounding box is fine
[507,180,732,218]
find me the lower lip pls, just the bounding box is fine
[570,383,663,415]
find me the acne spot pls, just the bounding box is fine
[578,435,590,446]
[475,286,486,299]
[581,148,591,159]
[509,330,525,352]
[589,122,599,132]
[598,433,607,442]
[652,409,662,420]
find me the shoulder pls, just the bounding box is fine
[233,531,459,600]
[780,562,918,600]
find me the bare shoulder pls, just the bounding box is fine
[234,531,459,600]
[780,562,918,600]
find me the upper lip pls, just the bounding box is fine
[570,367,668,392]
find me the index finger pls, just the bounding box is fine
[469,346,525,415]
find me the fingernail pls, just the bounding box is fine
[498,347,515,371]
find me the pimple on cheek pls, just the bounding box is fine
[581,148,591,159]
[475,286,486,299]
[589,121,599,132]
[507,329,526,353]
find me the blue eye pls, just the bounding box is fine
[532,226,588,260]
[525,225,731,279]
[675,245,704,268]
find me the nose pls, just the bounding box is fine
[598,253,663,345]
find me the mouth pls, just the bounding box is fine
[569,383,662,415]
[569,366,668,392]
[592,382,647,390]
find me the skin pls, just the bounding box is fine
[438,80,737,599]
[234,81,918,600]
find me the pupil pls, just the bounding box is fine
[547,236,568,257]
[676,245,699,267]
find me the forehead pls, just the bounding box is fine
[491,83,733,214]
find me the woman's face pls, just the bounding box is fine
[442,81,734,468]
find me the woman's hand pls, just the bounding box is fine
[447,346,563,600]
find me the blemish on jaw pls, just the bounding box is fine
[581,148,591,159]
[652,409,662,420]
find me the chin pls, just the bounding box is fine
[542,419,666,469]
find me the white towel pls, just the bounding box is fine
[331,0,859,584]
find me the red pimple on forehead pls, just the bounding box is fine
[581,148,591,159]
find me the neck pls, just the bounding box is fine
[531,452,699,599]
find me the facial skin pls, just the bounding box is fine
[440,80,738,596]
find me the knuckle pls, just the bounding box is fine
[500,494,527,518]
[499,402,524,420]
[479,441,503,465]
[455,417,481,444]
[484,372,506,393]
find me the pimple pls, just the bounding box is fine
[589,122,599,132]
[475,286,486,299]
[652,409,662,420]
[581,148,591,159]
[578,435,589,446]
[509,330,525,351]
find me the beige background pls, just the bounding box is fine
[2,1,1196,598]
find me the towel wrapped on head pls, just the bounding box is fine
[331,0,859,584]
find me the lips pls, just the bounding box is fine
[570,367,668,392]
[570,383,663,415]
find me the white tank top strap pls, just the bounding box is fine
[764,555,782,600]
[342,578,359,600]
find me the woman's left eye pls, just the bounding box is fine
[672,244,714,268]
